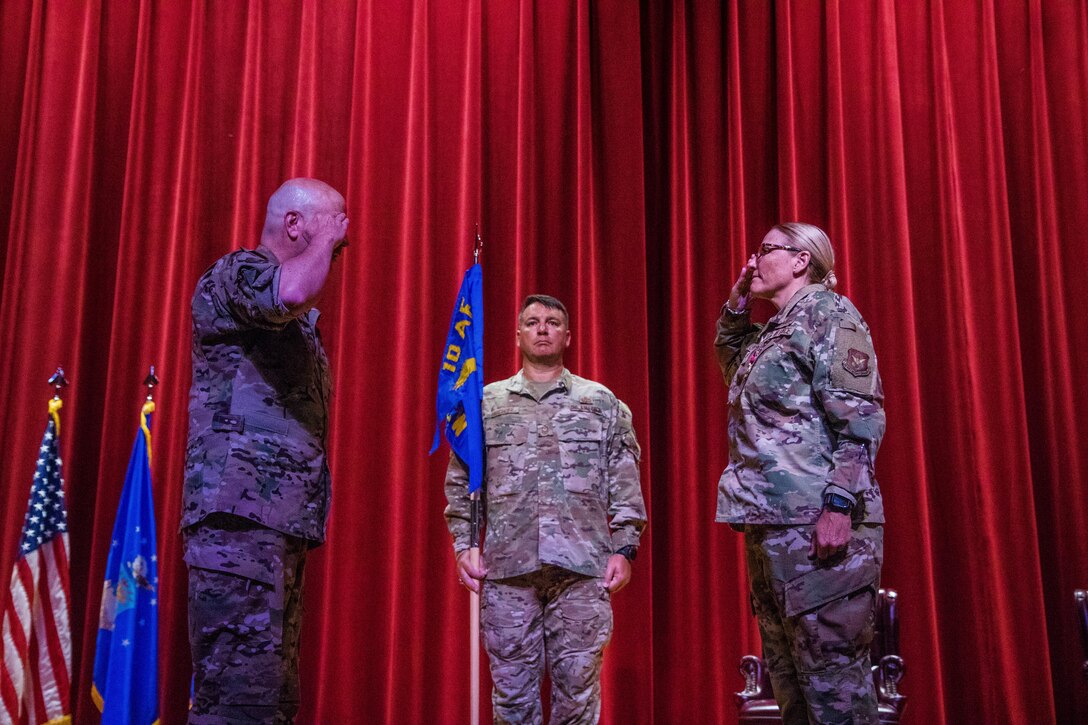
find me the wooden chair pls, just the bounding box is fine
[735,588,906,724]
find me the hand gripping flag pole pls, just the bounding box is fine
[430,227,485,725]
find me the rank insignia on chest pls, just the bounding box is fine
[843,348,871,377]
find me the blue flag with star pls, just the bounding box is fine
[430,263,485,492]
[92,401,159,725]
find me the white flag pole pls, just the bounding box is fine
[468,492,483,725]
[470,588,480,725]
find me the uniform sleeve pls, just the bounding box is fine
[204,251,296,331]
[810,312,886,507]
[714,303,763,385]
[606,400,647,551]
[443,451,473,554]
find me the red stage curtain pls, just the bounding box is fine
[1,1,1086,723]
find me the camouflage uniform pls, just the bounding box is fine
[185,515,307,724]
[445,369,646,724]
[715,284,885,725]
[183,247,332,724]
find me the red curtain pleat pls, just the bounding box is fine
[1,1,1085,723]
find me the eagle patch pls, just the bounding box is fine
[843,348,871,377]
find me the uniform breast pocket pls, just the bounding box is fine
[484,415,529,497]
[744,328,808,420]
[555,416,606,495]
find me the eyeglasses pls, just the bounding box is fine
[756,242,804,258]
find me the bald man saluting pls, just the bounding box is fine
[181,178,348,724]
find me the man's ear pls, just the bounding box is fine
[285,211,301,240]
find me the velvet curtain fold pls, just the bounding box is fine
[1,1,1085,723]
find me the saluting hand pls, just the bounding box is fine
[306,211,350,255]
[727,254,757,312]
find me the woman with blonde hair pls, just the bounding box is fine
[715,222,886,724]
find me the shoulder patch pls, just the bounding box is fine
[842,347,872,377]
[829,323,878,395]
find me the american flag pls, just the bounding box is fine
[1,404,71,725]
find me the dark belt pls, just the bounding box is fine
[211,411,291,435]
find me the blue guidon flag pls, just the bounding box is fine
[430,263,485,493]
[93,400,159,725]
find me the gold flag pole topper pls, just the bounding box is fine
[141,367,159,462]
[47,367,69,434]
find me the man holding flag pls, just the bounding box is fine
[444,294,647,725]
[182,178,348,723]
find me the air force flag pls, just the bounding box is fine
[92,401,159,725]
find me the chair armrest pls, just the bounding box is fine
[877,654,907,710]
[735,655,765,705]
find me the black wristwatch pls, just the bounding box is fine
[615,545,638,562]
[822,492,854,515]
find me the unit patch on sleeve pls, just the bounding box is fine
[843,347,871,377]
[829,320,877,395]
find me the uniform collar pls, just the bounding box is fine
[506,368,573,398]
[769,284,825,326]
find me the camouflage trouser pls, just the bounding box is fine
[744,524,883,725]
[183,514,309,725]
[481,565,613,725]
